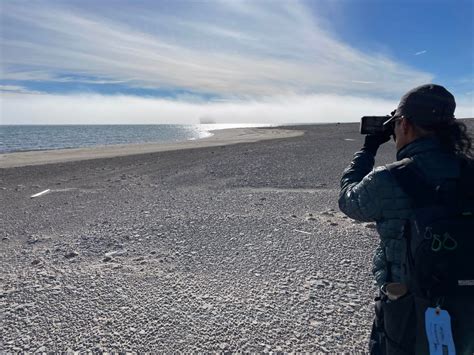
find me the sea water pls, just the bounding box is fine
[0,124,270,153]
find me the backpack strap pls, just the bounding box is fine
[459,157,474,199]
[386,158,438,207]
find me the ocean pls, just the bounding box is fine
[0,124,271,154]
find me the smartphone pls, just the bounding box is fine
[360,116,392,135]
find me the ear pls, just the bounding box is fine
[401,117,412,135]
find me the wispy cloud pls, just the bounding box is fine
[414,50,427,56]
[0,85,41,95]
[351,80,376,84]
[1,1,433,98]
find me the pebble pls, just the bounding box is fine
[64,251,79,259]
[320,211,334,216]
[314,280,326,288]
[105,250,127,258]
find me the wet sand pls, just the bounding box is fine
[0,128,303,168]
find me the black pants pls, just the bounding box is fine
[369,293,416,355]
[370,293,474,355]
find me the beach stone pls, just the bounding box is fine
[314,280,325,288]
[320,211,334,216]
[34,345,47,353]
[27,236,39,244]
[64,251,79,259]
[105,250,127,258]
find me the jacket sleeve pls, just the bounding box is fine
[372,243,387,286]
[338,149,384,222]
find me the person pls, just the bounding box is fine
[338,84,473,354]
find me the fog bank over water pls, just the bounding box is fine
[3,93,471,125]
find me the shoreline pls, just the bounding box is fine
[0,127,303,169]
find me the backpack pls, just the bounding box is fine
[387,157,474,301]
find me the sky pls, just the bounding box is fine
[0,0,473,125]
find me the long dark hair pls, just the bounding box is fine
[417,120,473,159]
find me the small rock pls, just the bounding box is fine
[31,259,41,265]
[14,304,26,311]
[27,236,39,244]
[314,280,325,288]
[103,256,113,262]
[320,211,334,216]
[105,250,127,258]
[64,251,79,259]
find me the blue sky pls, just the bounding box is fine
[0,0,472,124]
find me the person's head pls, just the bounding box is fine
[385,84,472,157]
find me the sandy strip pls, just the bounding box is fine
[0,127,303,168]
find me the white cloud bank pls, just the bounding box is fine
[1,93,472,125]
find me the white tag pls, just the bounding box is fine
[425,307,456,355]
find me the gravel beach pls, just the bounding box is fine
[1,121,472,352]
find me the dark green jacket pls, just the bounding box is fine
[339,137,460,285]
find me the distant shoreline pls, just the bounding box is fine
[0,123,276,155]
[0,127,303,169]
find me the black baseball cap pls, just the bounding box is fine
[384,84,456,127]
